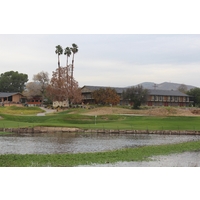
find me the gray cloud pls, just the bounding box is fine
[1,34,200,87]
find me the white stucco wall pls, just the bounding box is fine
[53,100,69,108]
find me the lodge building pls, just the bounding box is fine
[81,85,191,107]
[0,92,25,105]
[147,89,190,107]
[0,85,192,107]
[0,92,43,106]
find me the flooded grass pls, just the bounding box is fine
[1,139,200,167]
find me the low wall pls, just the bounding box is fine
[1,127,200,135]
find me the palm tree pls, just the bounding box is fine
[64,47,72,95]
[55,45,63,68]
[55,45,63,79]
[64,47,71,67]
[70,43,78,81]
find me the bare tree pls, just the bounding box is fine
[46,67,82,105]
[92,88,120,105]
[33,71,50,104]
[23,82,42,98]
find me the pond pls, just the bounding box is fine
[1,132,200,155]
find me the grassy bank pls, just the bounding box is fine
[1,140,200,166]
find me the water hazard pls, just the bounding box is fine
[1,132,200,154]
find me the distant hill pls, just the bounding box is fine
[135,82,196,91]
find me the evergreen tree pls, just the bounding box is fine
[0,71,28,92]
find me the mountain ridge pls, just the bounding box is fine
[135,82,196,91]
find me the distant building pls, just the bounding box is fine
[81,85,191,107]
[0,92,24,106]
[26,96,43,106]
[0,92,45,107]
[147,89,190,107]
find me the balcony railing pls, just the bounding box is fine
[150,95,189,103]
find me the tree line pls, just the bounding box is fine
[0,67,148,108]
[0,43,82,106]
[2,69,200,108]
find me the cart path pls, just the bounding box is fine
[37,107,56,116]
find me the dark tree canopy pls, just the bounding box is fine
[122,85,149,109]
[187,87,200,107]
[178,84,188,94]
[0,71,28,92]
[92,88,120,105]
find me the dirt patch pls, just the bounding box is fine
[34,127,81,132]
[82,106,200,116]
[82,107,139,116]
[191,109,200,115]
[146,107,196,116]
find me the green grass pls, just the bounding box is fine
[0,106,44,115]
[1,140,200,167]
[1,111,200,131]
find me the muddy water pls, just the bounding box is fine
[0,132,200,155]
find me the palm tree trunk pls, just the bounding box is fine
[71,54,74,80]
[66,57,69,99]
[71,54,74,92]
[58,54,61,79]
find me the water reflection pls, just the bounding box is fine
[0,132,200,154]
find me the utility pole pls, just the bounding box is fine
[153,84,158,90]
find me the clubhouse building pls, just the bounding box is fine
[81,85,191,107]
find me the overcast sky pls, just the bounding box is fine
[1,34,200,88]
[1,1,200,88]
